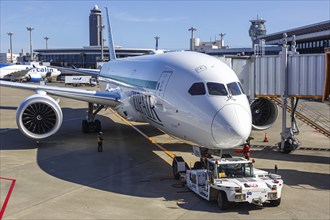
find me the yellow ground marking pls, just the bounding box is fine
[109,109,176,159]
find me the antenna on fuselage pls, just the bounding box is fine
[104,7,116,61]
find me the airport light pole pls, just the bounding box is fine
[7,32,13,63]
[26,27,34,61]
[44,36,49,49]
[188,26,197,51]
[154,36,160,51]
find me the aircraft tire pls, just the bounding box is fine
[95,119,102,132]
[172,159,180,180]
[82,120,89,133]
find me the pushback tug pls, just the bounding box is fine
[172,149,283,210]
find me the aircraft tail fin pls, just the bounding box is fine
[105,7,116,61]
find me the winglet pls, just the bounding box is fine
[105,7,116,61]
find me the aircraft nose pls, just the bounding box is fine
[211,104,252,148]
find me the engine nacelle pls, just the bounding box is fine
[26,73,42,82]
[250,98,278,130]
[16,94,63,139]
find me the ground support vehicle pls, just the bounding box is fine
[64,75,97,87]
[172,155,283,210]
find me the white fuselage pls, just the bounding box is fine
[99,51,252,149]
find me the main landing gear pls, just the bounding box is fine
[82,103,104,133]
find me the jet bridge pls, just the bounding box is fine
[219,34,330,153]
[252,52,326,99]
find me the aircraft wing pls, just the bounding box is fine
[54,66,148,93]
[53,66,100,77]
[3,69,29,80]
[0,80,121,107]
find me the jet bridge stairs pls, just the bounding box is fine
[271,97,330,138]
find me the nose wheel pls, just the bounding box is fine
[82,103,104,133]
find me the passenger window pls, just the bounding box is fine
[227,82,242,96]
[207,82,228,96]
[188,82,206,96]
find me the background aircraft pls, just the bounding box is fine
[0,64,61,82]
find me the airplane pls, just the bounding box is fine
[0,7,277,151]
[0,63,61,82]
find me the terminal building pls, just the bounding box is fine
[0,52,20,64]
[259,20,330,54]
[35,47,161,69]
[192,17,281,56]
[193,19,330,56]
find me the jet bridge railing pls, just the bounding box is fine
[271,97,330,138]
[295,101,330,131]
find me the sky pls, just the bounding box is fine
[1,0,329,54]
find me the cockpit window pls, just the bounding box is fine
[238,82,245,94]
[188,82,206,96]
[207,82,228,96]
[227,82,242,96]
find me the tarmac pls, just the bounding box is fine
[0,83,329,219]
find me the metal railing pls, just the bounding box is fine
[271,97,330,138]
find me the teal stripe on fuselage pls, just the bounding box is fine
[102,74,158,89]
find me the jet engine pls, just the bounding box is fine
[250,98,278,130]
[16,94,63,139]
[25,72,43,82]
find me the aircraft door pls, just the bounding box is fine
[156,71,172,105]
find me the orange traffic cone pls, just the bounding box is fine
[263,133,269,142]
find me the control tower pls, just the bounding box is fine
[249,17,267,47]
[89,5,103,46]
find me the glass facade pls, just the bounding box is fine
[36,47,157,69]
[296,39,330,54]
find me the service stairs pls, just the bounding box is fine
[271,98,330,138]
